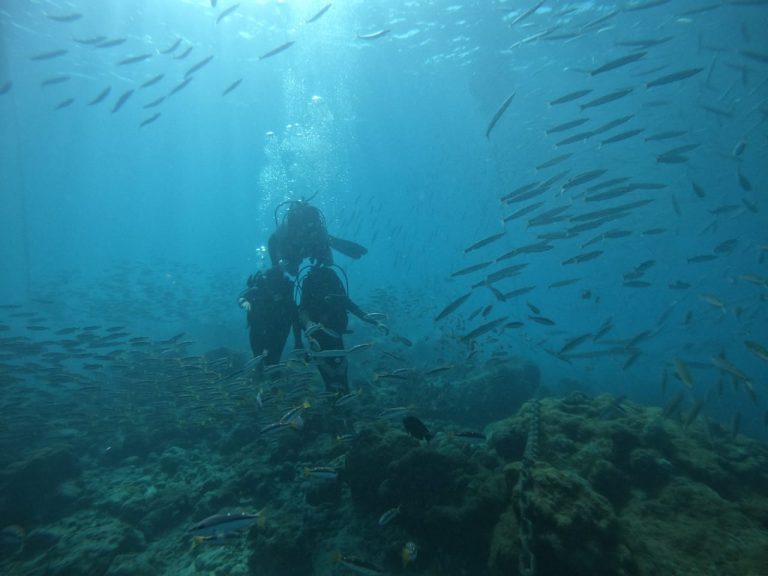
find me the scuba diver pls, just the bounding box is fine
[298,264,388,394]
[268,196,369,276]
[238,266,302,368]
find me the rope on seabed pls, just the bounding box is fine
[517,398,540,576]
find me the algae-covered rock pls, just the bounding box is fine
[0,445,81,525]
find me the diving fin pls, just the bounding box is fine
[329,235,368,259]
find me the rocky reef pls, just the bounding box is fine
[1,368,767,575]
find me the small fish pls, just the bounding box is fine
[74,36,107,45]
[687,254,717,264]
[139,112,161,128]
[536,153,572,170]
[485,93,515,139]
[737,172,752,192]
[117,53,153,66]
[528,315,555,326]
[143,95,165,108]
[403,416,433,442]
[562,250,603,265]
[464,231,505,253]
[160,38,182,55]
[41,75,71,87]
[304,466,339,480]
[601,129,645,145]
[259,41,296,60]
[307,3,332,24]
[740,50,768,64]
[646,68,703,88]
[378,505,401,526]
[356,29,390,40]
[580,88,633,111]
[546,118,590,134]
[55,97,75,110]
[451,261,493,277]
[174,46,194,60]
[333,389,361,407]
[559,333,592,355]
[673,358,693,389]
[169,77,193,96]
[30,49,68,61]
[140,74,165,89]
[185,55,214,78]
[0,81,12,95]
[336,554,385,575]
[96,38,127,49]
[47,13,82,22]
[591,51,646,76]
[645,130,687,141]
[111,89,134,113]
[190,511,264,538]
[423,365,454,376]
[434,292,472,322]
[222,78,242,96]
[377,406,413,420]
[508,0,546,27]
[549,89,591,106]
[745,341,768,363]
[461,317,508,341]
[216,3,240,24]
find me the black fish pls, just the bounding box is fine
[549,89,591,106]
[591,51,646,76]
[30,49,68,61]
[185,55,214,78]
[485,92,515,139]
[112,89,134,113]
[140,113,161,128]
[580,88,633,110]
[41,75,71,87]
[140,74,165,88]
[55,97,75,110]
[88,86,111,105]
[646,68,703,88]
[174,46,194,60]
[259,41,296,60]
[356,29,390,40]
[74,36,107,45]
[307,3,332,23]
[118,53,152,66]
[143,95,165,108]
[222,79,242,96]
[217,3,240,24]
[168,77,193,96]
[161,38,182,55]
[403,416,432,442]
[96,38,127,48]
[434,292,472,322]
[47,13,82,22]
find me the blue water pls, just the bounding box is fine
[1,0,767,456]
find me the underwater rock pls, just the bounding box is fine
[406,362,540,428]
[19,511,146,575]
[499,463,633,576]
[0,445,81,525]
[488,395,768,576]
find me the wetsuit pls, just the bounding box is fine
[298,266,375,394]
[239,267,301,366]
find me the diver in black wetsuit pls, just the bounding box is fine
[268,198,368,277]
[298,265,387,394]
[238,266,302,367]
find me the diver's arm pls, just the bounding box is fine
[348,299,389,335]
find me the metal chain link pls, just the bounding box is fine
[517,398,540,576]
